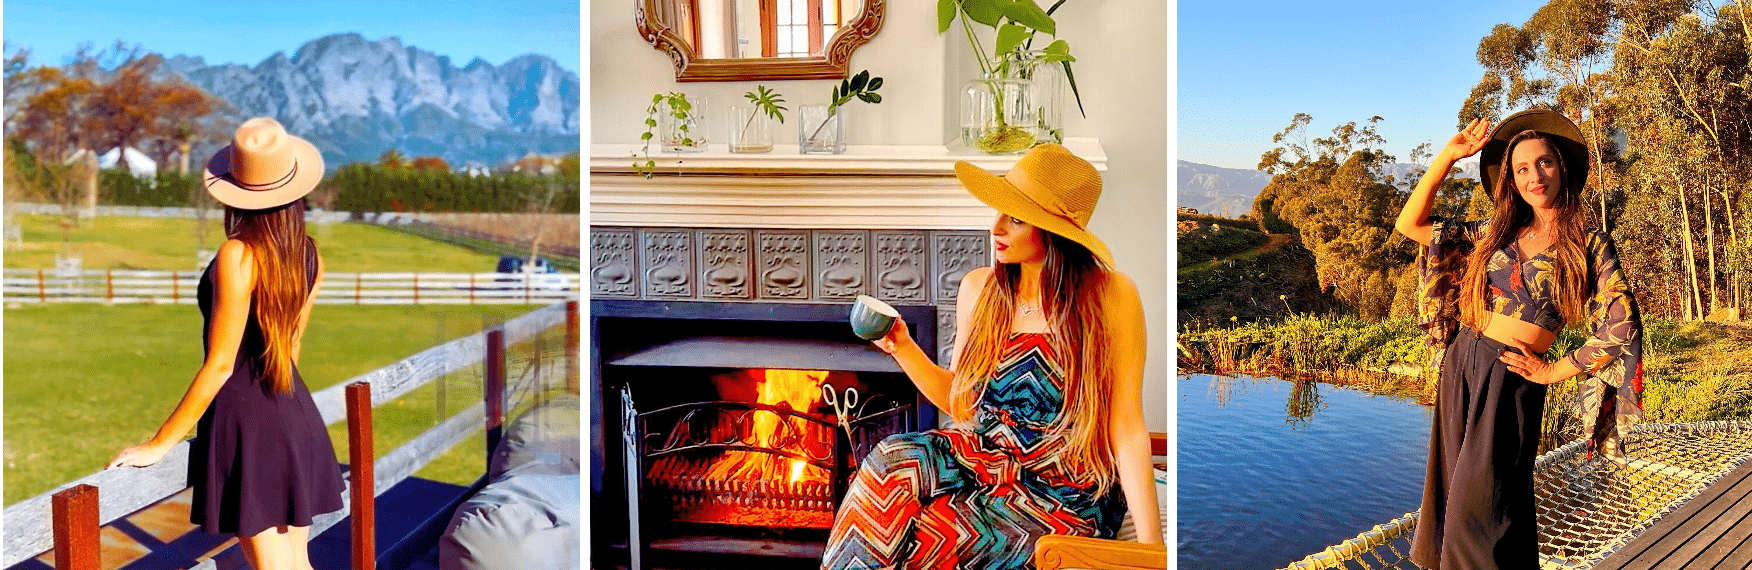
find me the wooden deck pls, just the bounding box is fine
[5,476,466,570]
[1595,458,1752,569]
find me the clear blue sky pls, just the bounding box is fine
[2,0,580,74]
[1178,0,1549,170]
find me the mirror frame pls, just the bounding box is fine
[636,0,885,82]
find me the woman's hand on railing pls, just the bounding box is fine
[106,440,172,470]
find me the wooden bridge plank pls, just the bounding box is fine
[1693,475,1752,570]
[1662,467,1752,569]
[1595,459,1752,570]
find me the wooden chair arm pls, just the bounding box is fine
[1033,535,1168,570]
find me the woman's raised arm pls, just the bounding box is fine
[108,239,256,469]
[1396,118,1491,245]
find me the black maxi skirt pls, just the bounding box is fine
[1409,327,1547,570]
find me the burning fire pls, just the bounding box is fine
[703,369,833,485]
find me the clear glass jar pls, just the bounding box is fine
[729,104,774,153]
[659,94,708,153]
[799,104,844,154]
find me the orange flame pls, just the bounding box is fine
[703,369,832,485]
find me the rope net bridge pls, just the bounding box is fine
[1280,421,1752,570]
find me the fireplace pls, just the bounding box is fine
[589,139,1102,569]
[593,300,941,569]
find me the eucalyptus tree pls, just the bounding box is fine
[1254,115,1418,319]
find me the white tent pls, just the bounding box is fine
[98,147,157,177]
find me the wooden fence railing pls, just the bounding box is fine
[1,269,580,305]
[0,301,578,569]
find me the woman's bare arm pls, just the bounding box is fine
[1396,117,1491,245]
[108,239,255,468]
[292,253,324,365]
[1103,271,1161,544]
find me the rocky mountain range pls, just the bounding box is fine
[1177,159,1482,218]
[161,33,579,170]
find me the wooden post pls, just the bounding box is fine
[51,484,99,570]
[486,329,506,458]
[413,274,420,305]
[469,273,476,304]
[171,270,179,303]
[355,273,363,305]
[346,382,375,570]
[37,269,45,302]
[105,270,113,301]
[566,301,580,394]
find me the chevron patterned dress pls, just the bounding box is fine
[821,333,1124,570]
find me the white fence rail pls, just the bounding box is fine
[2,269,580,305]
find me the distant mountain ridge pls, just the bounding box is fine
[161,33,580,170]
[1177,159,1482,217]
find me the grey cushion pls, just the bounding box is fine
[440,394,582,570]
[439,469,581,570]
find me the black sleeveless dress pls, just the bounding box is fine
[189,242,346,537]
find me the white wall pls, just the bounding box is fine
[590,0,1169,431]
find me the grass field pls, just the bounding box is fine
[5,214,510,273]
[3,302,569,505]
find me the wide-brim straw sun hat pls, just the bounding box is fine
[203,117,324,210]
[953,143,1113,268]
[1480,108,1589,196]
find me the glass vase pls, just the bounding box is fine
[962,75,1039,154]
[799,104,844,154]
[962,54,1064,153]
[729,104,774,153]
[660,94,708,153]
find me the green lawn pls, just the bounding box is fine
[5,214,508,273]
[3,302,567,505]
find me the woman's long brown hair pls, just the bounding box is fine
[224,199,312,395]
[951,232,1118,495]
[1460,130,1589,332]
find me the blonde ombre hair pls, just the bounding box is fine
[950,232,1118,495]
[224,199,313,396]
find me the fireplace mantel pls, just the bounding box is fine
[589,138,1105,230]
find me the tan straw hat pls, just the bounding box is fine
[203,117,323,210]
[1480,108,1589,196]
[953,143,1113,267]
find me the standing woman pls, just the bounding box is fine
[821,144,1162,570]
[109,118,345,570]
[1395,109,1643,569]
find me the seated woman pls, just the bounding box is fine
[820,143,1162,570]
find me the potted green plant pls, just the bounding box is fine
[633,92,707,178]
[731,85,787,153]
[801,70,883,154]
[938,0,1082,153]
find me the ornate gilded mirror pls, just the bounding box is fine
[636,0,885,81]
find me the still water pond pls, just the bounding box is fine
[1177,374,1432,569]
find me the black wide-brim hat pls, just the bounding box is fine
[1480,108,1589,196]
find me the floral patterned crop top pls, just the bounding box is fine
[1416,216,1646,463]
[1422,218,1642,373]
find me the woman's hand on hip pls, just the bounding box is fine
[1443,117,1491,161]
[107,440,173,470]
[1500,338,1560,385]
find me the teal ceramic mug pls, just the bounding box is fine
[849,295,900,341]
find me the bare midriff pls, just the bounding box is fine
[1480,314,1558,355]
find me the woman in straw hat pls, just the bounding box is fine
[109,117,343,570]
[1396,109,1643,569]
[821,144,1162,570]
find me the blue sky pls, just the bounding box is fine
[1178,0,1549,170]
[2,0,580,74]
